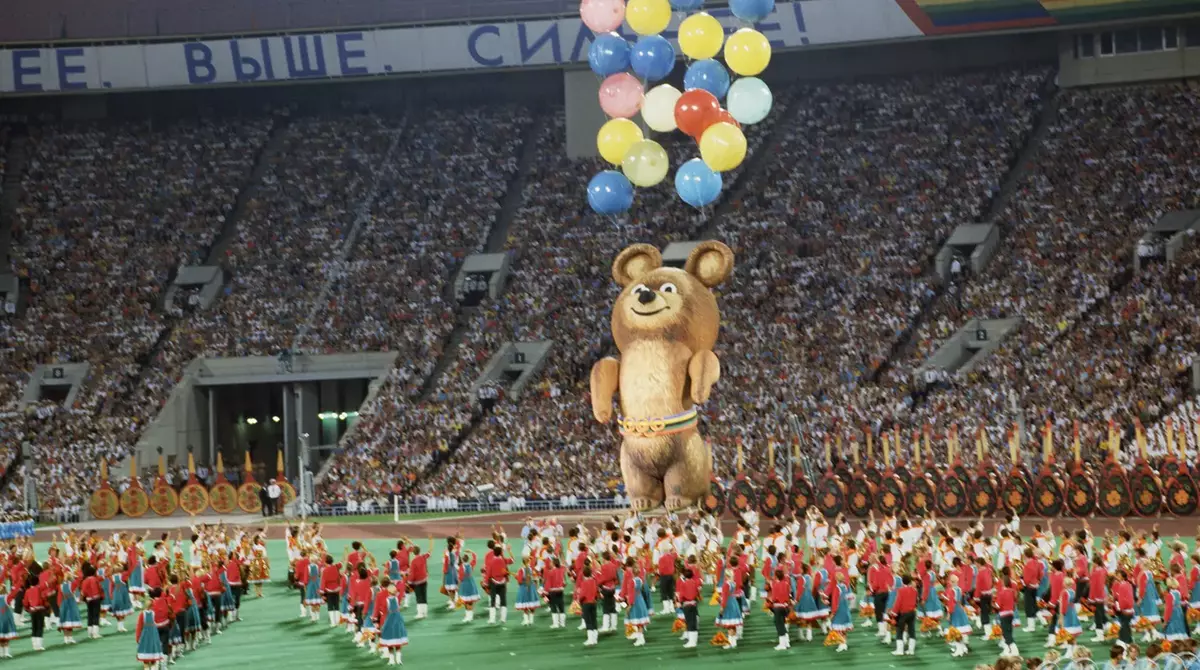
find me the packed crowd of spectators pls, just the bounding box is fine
[0,117,272,510]
[2,71,1198,513]
[409,91,791,501]
[876,84,1200,456]
[318,105,534,504]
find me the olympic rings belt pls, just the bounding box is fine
[617,408,699,437]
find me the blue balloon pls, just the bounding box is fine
[630,35,676,83]
[669,0,704,10]
[675,158,722,208]
[683,59,731,100]
[588,170,635,215]
[729,0,776,22]
[588,33,631,77]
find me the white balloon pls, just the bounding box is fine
[641,84,682,133]
[727,77,773,125]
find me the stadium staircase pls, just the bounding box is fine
[0,129,29,315]
[484,114,543,254]
[694,94,797,241]
[0,446,23,504]
[293,120,407,350]
[867,79,1063,386]
[203,115,293,266]
[413,114,544,402]
[109,116,298,425]
[311,113,542,488]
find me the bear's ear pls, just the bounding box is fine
[612,244,662,287]
[685,240,734,288]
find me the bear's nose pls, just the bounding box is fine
[637,290,656,305]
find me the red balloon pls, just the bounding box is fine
[717,109,741,130]
[674,89,722,139]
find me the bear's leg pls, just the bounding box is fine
[620,444,664,512]
[663,431,712,511]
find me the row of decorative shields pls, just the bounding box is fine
[701,419,1197,519]
[88,451,296,520]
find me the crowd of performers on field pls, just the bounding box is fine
[0,524,270,667]
[285,509,1200,665]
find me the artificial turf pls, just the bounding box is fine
[14,537,1148,669]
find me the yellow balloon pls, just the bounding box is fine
[699,121,746,173]
[678,12,724,60]
[723,28,771,76]
[626,0,671,36]
[597,118,645,166]
[621,139,669,187]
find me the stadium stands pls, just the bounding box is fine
[881,84,1200,452]
[0,69,1197,514]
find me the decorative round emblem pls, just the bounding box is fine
[1033,474,1064,517]
[120,487,150,518]
[149,484,179,516]
[728,479,757,516]
[1130,471,1162,517]
[213,482,241,514]
[1098,471,1131,517]
[968,476,998,516]
[90,488,120,520]
[179,483,210,516]
[1166,475,1198,516]
[701,479,726,516]
[760,478,787,518]
[816,475,845,517]
[848,478,873,517]
[938,475,968,517]
[790,477,813,514]
[279,480,297,504]
[1067,472,1096,517]
[1002,473,1032,516]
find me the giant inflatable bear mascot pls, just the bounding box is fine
[589,241,734,512]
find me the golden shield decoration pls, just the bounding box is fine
[90,488,120,520]
[150,484,179,516]
[209,481,238,514]
[235,482,261,513]
[120,487,150,518]
[279,480,297,504]
[179,482,210,516]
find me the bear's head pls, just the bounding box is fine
[609,241,734,353]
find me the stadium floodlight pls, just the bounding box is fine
[338,412,348,420]
[246,417,259,425]
[271,416,281,423]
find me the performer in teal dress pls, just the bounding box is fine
[715,573,743,649]
[623,570,651,647]
[111,571,134,630]
[135,610,164,667]
[515,563,541,625]
[58,581,84,643]
[0,590,18,657]
[828,576,855,653]
[794,570,819,642]
[1162,583,1187,642]
[457,552,481,622]
[304,561,323,615]
[379,587,409,666]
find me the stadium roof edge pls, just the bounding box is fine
[1,4,1199,50]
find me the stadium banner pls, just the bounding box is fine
[0,0,923,95]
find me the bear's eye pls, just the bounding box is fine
[660,283,678,294]
[631,284,650,296]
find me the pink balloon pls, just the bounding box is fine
[599,73,644,119]
[580,0,626,33]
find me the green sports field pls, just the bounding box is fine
[13,537,1157,669]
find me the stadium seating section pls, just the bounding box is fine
[0,68,1197,516]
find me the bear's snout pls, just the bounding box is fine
[637,290,656,305]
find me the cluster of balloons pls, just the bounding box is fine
[581,0,776,215]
